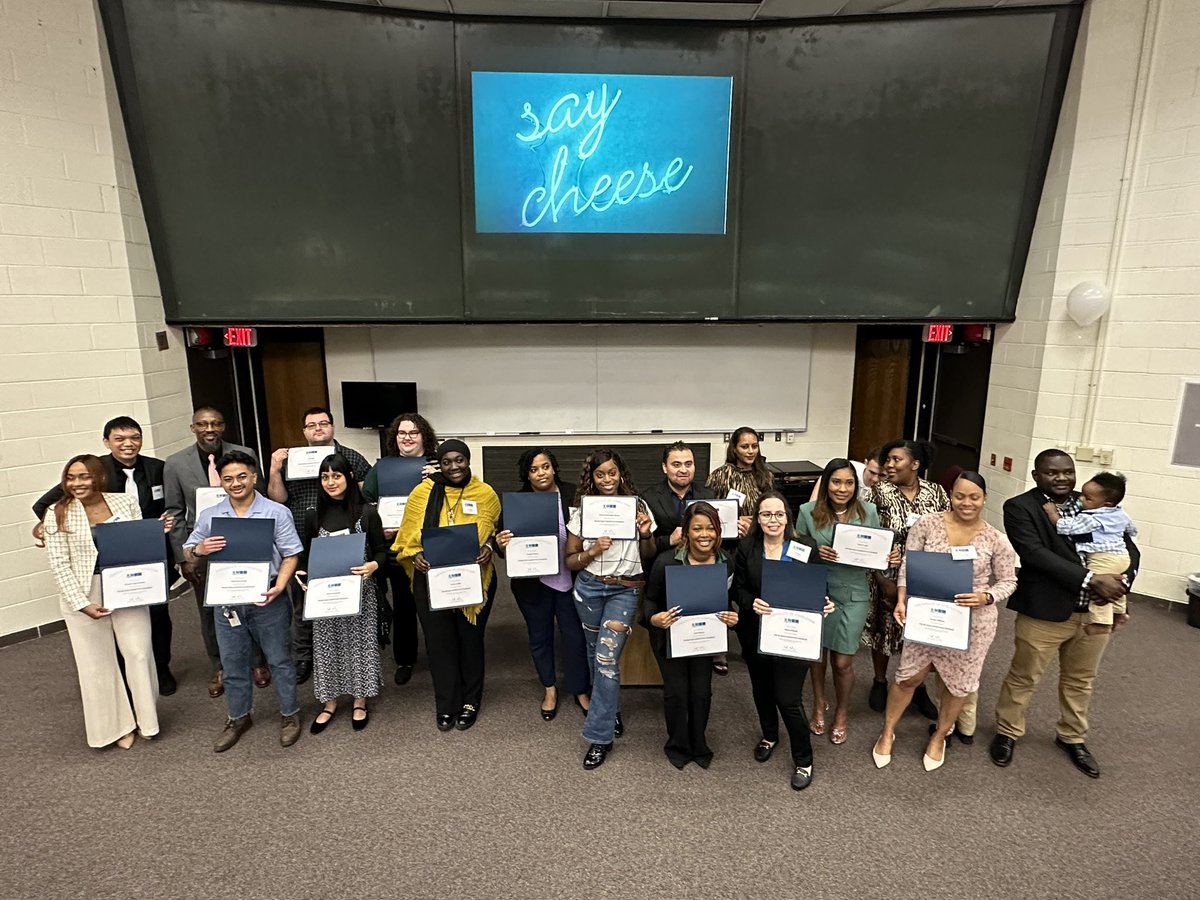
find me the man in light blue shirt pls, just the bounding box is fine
[184,450,305,752]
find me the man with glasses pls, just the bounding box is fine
[266,406,371,684]
[183,450,305,752]
[164,406,270,699]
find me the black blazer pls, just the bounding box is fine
[32,453,167,521]
[1003,487,1140,623]
[642,548,735,656]
[641,479,718,557]
[733,531,820,646]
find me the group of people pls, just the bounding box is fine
[34,408,1139,789]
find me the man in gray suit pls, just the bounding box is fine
[164,406,270,699]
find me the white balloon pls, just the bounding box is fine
[1066,281,1111,327]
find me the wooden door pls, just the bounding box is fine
[847,337,911,463]
[259,340,329,451]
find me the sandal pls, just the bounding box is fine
[809,705,827,736]
[830,721,848,745]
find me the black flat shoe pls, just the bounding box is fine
[158,669,177,697]
[791,765,813,791]
[614,712,624,738]
[541,691,559,721]
[574,695,590,716]
[394,665,414,686]
[956,731,975,745]
[436,714,455,732]
[868,679,887,713]
[310,708,336,735]
[455,704,478,731]
[911,684,938,720]
[990,734,1015,767]
[754,739,777,763]
[351,705,369,732]
[1055,737,1100,778]
[583,742,612,770]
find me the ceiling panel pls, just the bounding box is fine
[607,1,761,19]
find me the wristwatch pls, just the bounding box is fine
[984,591,995,605]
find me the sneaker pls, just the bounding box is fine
[214,714,252,753]
[280,713,302,747]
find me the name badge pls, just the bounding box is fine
[225,608,241,628]
[785,542,812,563]
[328,529,350,537]
[951,546,977,561]
[151,485,164,501]
[905,511,921,528]
[726,489,746,504]
[461,500,478,515]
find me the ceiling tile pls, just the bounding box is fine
[606,1,762,20]
[757,0,849,16]
[449,0,606,15]
[378,0,451,11]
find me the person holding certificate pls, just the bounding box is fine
[43,455,170,749]
[302,454,388,734]
[392,440,501,732]
[565,449,656,770]
[796,459,886,746]
[362,413,438,687]
[643,502,737,769]
[494,448,589,721]
[734,492,833,791]
[871,472,1017,771]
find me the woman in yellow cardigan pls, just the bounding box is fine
[392,440,501,732]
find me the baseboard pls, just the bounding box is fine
[0,619,66,649]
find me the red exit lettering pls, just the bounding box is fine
[923,323,954,343]
[223,327,257,348]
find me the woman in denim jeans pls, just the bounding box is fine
[565,449,657,770]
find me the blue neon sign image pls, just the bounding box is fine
[471,71,733,235]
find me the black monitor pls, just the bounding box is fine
[340,381,417,429]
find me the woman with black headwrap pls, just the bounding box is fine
[392,440,502,732]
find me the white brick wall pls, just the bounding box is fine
[0,0,193,636]
[981,0,1200,602]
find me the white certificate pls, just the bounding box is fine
[286,445,336,480]
[377,496,409,529]
[505,535,560,578]
[304,575,363,619]
[580,495,637,539]
[904,596,971,651]
[668,613,728,658]
[100,561,168,609]
[831,523,894,570]
[195,487,226,517]
[758,609,823,661]
[427,563,484,610]
[688,498,739,539]
[205,561,271,606]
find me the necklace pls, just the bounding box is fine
[445,485,467,524]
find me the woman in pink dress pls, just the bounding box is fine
[871,472,1017,772]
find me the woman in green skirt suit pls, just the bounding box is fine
[796,458,891,747]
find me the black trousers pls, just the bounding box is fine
[290,581,312,665]
[148,602,172,672]
[413,574,497,717]
[652,642,714,768]
[386,565,419,667]
[740,625,813,767]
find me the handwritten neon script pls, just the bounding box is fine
[514,82,693,228]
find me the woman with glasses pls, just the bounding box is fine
[363,413,438,686]
[303,454,388,734]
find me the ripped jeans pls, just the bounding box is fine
[574,571,639,745]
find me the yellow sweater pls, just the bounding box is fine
[391,476,502,590]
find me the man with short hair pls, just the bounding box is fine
[266,406,371,684]
[31,416,178,695]
[990,449,1139,778]
[642,441,719,557]
[164,406,270,698]
[184,450,304,752]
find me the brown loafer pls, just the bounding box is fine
[280,713,302,747]
[214,714,252,753]
[252,665,271,689]
[207,670,224,699]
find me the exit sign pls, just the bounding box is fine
[223,327,258,348]
[923,323,954,343]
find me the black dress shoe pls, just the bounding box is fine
[583,742,612,770]
[990,734,1015,767]
[436,714,455,732]
[911,684,938,720]
[394,665,414,686]
[310,708,336,735]
[574,695,590,716]
[158,669,177,697]
[754,739,777,763]
[868,679,887,713]
[956,731,975,746]
[351,706,369,732]
[1055,737,1100,778]
[614,712,624,738]
[455,704,478,731]
[294,660,312,686]
[790,765,813,791]
[541,694,559,721]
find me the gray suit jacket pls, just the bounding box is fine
[163,441,265,557]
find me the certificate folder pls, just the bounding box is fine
[502,492,559,537]
[666,565,729,615]
[308,532,366,578]
[376,457,426,496]
[905,551,973,600]
[94,519,168,567]
[761,559,827,612]
[423,524,480,567]
[210,517,275,563]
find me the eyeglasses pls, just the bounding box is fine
[758,511,787,520]
[220,473,254,484]
[303,420,333,431]
[396,430,422,438]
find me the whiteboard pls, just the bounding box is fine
[368,323,812,435]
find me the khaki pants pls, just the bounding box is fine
[1083,552,1129,627]
[995,612,1110,743]
[929,671,978,736]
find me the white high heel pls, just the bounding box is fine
[872,737,892,769]
[923,738,947,771]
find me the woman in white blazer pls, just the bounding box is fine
[43,455,165,748]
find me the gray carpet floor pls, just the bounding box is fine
[4,588,1199,900]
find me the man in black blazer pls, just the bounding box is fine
[31,416,178,695]
[990,448,1138,778]
[641,441,718,559]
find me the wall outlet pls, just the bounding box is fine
[1096,448,1114,466]
[1074,446,1096,463]
[786,432,795,444]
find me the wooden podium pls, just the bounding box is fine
[620,619,663,687]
